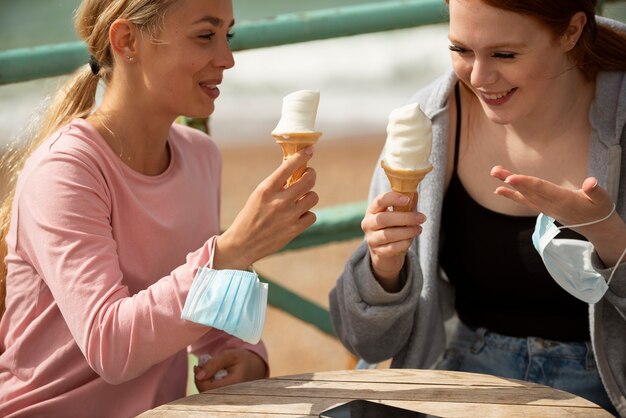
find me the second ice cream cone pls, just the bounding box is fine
[381,160,432,211]
[273,132,321,187]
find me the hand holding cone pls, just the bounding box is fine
[272,90,321,188]
[381,160,432,211]
[273,132,322,187]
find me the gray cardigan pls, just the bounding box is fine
[329,40,626,415]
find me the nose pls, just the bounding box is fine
[470,57,497,88]
[215,39,235,70]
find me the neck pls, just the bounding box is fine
[88,85,175,176]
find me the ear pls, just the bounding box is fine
[561,11,587,52]
[109,18,138,63]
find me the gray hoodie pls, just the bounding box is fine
[329,18,626,416]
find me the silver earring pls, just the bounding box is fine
[126,55,134,62]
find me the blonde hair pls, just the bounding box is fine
[0,0,177,318]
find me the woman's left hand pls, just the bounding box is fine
[194,348,267,392]
[491,165,626,267]
[490,165,613,227]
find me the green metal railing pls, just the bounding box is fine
[0,0,449,85]
[1,0,625,338]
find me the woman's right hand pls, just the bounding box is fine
[363,192,427,292]
[214,147,318,270]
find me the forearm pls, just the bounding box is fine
[582,211,626,267]
[329,244,420,363]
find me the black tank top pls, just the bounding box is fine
[440,83,589,342]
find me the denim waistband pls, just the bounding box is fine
[454,321,593,360]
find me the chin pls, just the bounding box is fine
[481,105,515,125]
[186,105,215,119]
[486,114,511,125]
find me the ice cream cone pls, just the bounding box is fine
[381,160,432,211]
[273,131,322,187]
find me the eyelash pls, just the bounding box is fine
[448,45,467,54]
[199,32,236,42]
[492,52,516,59]
[448,45,517,59]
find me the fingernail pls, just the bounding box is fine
[196,369,207,380]
[399,195,410,204]
[304,146,314,155]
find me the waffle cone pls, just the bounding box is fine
[273,132,322,187]
[381,160,432,211]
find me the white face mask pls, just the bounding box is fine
[532,204,624,304]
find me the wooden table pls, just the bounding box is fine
[137,369,613,417]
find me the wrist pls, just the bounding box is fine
[580,212,626,266]
[213,233,253,271]
[371,253,405,292]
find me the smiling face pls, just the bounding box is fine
[134,0,235,119]
[448,0,574,124]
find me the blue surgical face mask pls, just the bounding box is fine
[532,205,621,304]
[182,238,268,344]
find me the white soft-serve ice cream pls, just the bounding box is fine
[381,102,433,211]
[272,90,320,136]
[272,90,322,187]
[383,102,432,171]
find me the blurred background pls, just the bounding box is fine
[0,0,453,147]
[1,0,625,380]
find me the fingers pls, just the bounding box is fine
[491,165,555,211]
[491,166,615,228]
[490,165,513,181]
[272,168,318,229]
[362,192,426,269]
[194,349,266,392]
[195,352,234,381]
[368,225,422,249]
[196,371,238,391]
[266,146,314,189]
[369,192,411,215]
[283,167,316,201]
[363,193,426,232]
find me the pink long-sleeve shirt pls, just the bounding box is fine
[0,119,267,417]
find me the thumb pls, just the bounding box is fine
[581,177,607,203]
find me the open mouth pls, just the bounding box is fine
[200,82,220,99]
[479,88,517,105]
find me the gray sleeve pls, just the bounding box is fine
[328,241,423,364]
[592,255,626,416]
[594,252,626,321]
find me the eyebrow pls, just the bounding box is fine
[448,37,526,50]
[192,16,235,28]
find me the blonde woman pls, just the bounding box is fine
[0,0,318,416]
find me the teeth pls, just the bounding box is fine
[483,89,511,100]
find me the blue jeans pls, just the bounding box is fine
[434,321,617,416]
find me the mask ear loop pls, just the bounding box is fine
[556,204,624,286]
[557,204,616,230]
[204,236,218,270]
[607,246,626,286]
[202,236,257,274]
